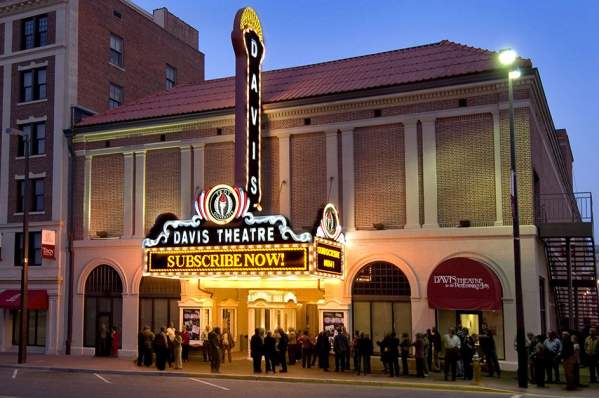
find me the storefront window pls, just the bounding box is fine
[138,277,181,334]
[83,265,123,348]
[12,309,46,347]
[352,262,412,353]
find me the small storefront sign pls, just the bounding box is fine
[41,229,56,260]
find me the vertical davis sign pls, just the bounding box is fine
[232,7,265,210]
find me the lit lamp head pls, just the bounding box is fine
[498,48,518,66]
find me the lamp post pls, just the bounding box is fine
[5,127,30,364]
[498,48,527,388]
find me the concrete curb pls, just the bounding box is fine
[0,363,516,394]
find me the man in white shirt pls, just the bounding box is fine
[443,328,461,381]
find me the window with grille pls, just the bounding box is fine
[21,14,48,50]
[109,34,123,66]
[12,309,46,346]
[20,68,47,102]
[14,231,42,266]
[139,277,181,333]
[108,83,123,109]
[17,122,46,157]
[165,65,176,89]
[16,178,44,213]
[352,262,411,297]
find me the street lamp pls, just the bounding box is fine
[498,48,527,388]
[5,127,30,364]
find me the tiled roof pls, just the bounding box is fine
[78,40,531,127]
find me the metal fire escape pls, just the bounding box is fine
[537,192,598,331]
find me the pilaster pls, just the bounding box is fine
[421,119,439,228]
[278,133,291,218]
[133,151,146,238]
[341,128,355,231]
[404,120,420,229]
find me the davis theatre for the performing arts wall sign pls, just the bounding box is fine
[143,8,345,279]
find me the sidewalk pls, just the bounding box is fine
[0,352,597,397]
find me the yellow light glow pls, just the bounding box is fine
[509,69,522,80]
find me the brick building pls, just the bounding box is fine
[0,0,204,354]
[65,32,598,369]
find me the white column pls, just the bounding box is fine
[341,128,355,231]
[0,60,11,224]
[133,151,146,238]
[82,155,92,239]
[421,119,439,228]
[325,129,339,206]
[46,294,60,354]
[180,146,192,218]
[192,143,205,197]
[492,111,504,226]
[123,152,134,237]
[121,294,139,357]
[51,45,67,220]
[278,133,291,218]
[404,120,420,229]
[4,19,12,56]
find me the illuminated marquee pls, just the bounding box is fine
[232,7,265,210]
[142,8,344,281]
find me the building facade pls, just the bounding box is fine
[64,34,592,369]
[0,0,204,354]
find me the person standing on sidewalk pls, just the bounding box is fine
[287,327,297,366]
[111,326,119,357]
[585,327,599,383]
[201,325,211,362]
[208,327,222,373]
[333,328,349,372]
[561,331,577,390]
[142,326,154,367]
[431,327,442,372]
[483,329,501,377]
[166,323,176,368]
[400,333,411,376]
[181,327,190,362]
[359,333,373,375]
[251,328,265,373]
[443,328,460,381]
[174,330,183,369]
[461,328,475,380]
[300,330,313,368]
[352,331,361,372]
[154,327,168,371]
[387,332,400,377]
[221,327,234,364]
[136,328,144,366]
[278,328,289,373]
[544,331,562,383]
[317,330,330,371]
[532,335,547,388]
[414,333,425,378]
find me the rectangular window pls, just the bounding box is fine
[165,65,176,89]
[20,68,47,102]
[17,178,44,213]
[14,231,42,266]
[109,34,123,67]
[108,83,123,109]
[21,14,48,50]
[12,310,47,347]
[17,122,46,157]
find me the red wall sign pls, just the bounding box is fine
[427,257,503,311]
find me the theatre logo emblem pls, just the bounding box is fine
[196,184,250,225]
[320,203,342,241]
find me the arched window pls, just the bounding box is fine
[351,262,412,351]
[139,277,181,334]
[84,265,123,349]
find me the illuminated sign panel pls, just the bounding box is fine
[232,7,265,209]
[315,239,343,276]
[147,246,308,274]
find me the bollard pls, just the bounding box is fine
[472,352,481,385]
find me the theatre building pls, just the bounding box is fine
[65,8,596,369]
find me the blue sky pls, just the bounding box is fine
[137,0,599,232]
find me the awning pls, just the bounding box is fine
[0,290,49,310]
[427,257,503,311]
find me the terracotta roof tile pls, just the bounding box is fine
[78,40,531,127]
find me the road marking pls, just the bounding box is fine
[189,378,230,391]
[511,395,522,398]
[11,369,17,379]
[94,373,111,384]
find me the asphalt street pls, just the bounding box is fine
[0,367,543,398]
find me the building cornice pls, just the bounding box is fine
[0,0,66,18]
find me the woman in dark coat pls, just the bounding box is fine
[264,331,277,373]
[250,328,264,373]
[316,331,330,371]
[154,328,168,371]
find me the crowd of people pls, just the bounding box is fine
[526,328,599,390]
[114,321,599,390]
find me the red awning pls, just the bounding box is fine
[427,257,503,311]
[0,290,48,310]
